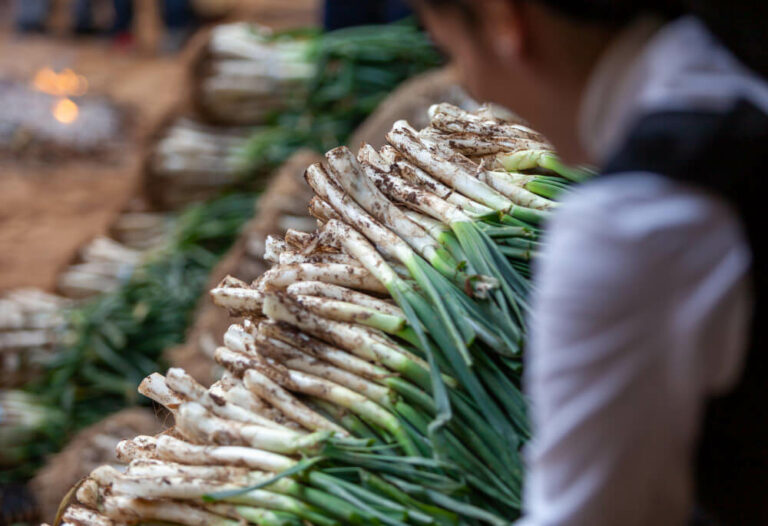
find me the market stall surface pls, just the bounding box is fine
[0,0,318,293]
[0,34,187,292]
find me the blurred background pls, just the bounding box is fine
[0,0,474,523]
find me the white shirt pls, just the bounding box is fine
[520,17,760,526]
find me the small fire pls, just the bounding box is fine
[32,67,88,98]
[53,98,79,124]
[32,67,88,125]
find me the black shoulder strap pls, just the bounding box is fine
[605,99,768,206]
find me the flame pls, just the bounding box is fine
[32,68,87,125]
[53,98,79,124]
[32,67,88,97]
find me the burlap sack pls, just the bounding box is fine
[30,408,164,524]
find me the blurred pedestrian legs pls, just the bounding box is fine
[323,0,412,31]
[14,0,51,32]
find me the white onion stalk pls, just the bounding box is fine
[242,368,347,435]
[106,460,357,526]
[165,368,294,432]
[496,148,593,182]
[259,319,435,415]
[62,505,114,526]
[420,131,559,208]
[308,196,343,223]
[215,345,260,375]
[419,128,551,156]
[211,380,297,428]
[304,163,412,264]
[388,120,525,213]
[259,320,391,382]
[428,102,547,143]
[364,162,471,227]
[211,345,344,434]
[75,480,101,512]
[286,281,402,317]
[254,333,392,407]
[391,156,494,215]
[281,368,418,456]
[126,458,249,480]
[363,145,475,224]
[306,195,414,280]
[92,466,319,522]
[283,229,315,249]
[326,146,451,268]
[210,275,264,316]
[278,251,362,267]
[264,235,289,264]
[121,461,313,509]
[102,494,240,526]
[176,402,332,453]
[361,161,532,350]
[477,170,558,209]
[138,372,188,410]
[116,434,297,474]
[262,289,438,390]
[402,209,450,239]
[224,322,258,353]
[418,128,556,211]
[365,161,539,243]
[307,161,497,309]
[311,218,484,364]
[262,289,426,368]
[290,294,406,334]
[205,502,305,526]
[258,263,387,295]
[114,435,158,463]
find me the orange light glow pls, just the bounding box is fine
[53,98,79,124]
[32,67,88,98]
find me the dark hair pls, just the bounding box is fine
[413,0,768,78]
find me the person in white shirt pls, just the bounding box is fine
[409,1,768,524]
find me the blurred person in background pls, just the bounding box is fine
[112,0,197,50]
[13,0,196,51]
[14,0,110,35]
[410,1,767,525]
[323,0,412,31]
[14,0,50,32]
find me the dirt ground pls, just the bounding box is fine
[0,0,318,292]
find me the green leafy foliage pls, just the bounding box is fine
[1,193,256,484]
[239,21,444,176]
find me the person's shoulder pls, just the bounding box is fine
[545,171,748,273]
[537,171,750,310]
[553,171,742,237]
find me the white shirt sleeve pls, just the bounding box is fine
[517,173,751,526]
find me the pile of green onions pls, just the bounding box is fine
[1,289,69,387]
[56,104,588,525]
[148,118,256,209]
[196,23,315,125]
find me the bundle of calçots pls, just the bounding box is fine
[147,118,255,208]
[58,104,589,526]
[238,21,445,176]
[195,23,316,125]
[0,290,69,388]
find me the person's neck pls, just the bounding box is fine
[524,6,623,164]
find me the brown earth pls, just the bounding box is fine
[0,0,318,293]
